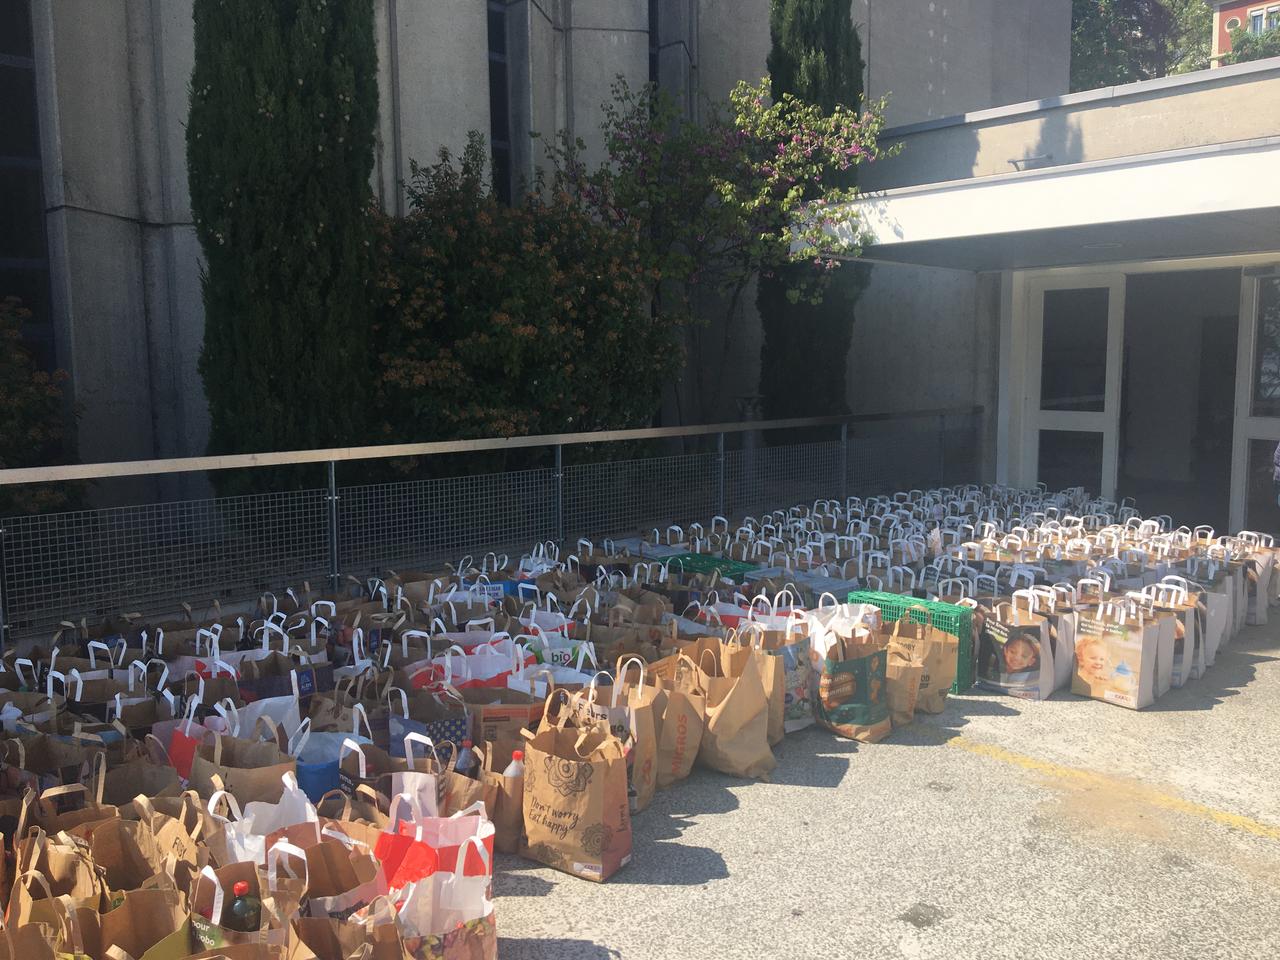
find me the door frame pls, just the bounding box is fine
[1001,251,1280,525]
[1021,273,1126,499]
[1231,269,1280,532]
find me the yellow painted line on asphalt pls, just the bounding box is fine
[948,736,1280,842]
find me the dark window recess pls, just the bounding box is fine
[1038,430,1104,496]
[0,65,39,155]
[491,146,511,209]
[1040,287,1110,413]
[486,0,512,204]
[1246,438,1280,533]
[488,59,509,148]
[487,7,507,56]
[0,166,45,259]
[0,0,53,367]
[1252,278,1280,418]
[0,0,34,58]
[649,0,660,85]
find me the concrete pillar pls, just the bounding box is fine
[507,0,562,193]
[32,0,159,501]
[561,0,650,167]
[656,0,697,116]
[374,0,491,214]
[694,0,769,112]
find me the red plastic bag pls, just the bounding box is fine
[395,799,494,878]
[374,826,440,889]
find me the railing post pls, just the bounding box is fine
[840,422,849,504]
[554,444,565,545]
[974,408,985,484]
[0,524,8,655]
[716,433,726,519]
[937,414,947,487]
[326,461,340,592]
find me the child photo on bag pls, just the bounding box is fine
[1076,636,1109,687]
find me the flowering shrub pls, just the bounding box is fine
[545,78,892,422]
[0,297,78,515]
[548,77,892,313]
[370,135,682,466]
[371,78,892,462]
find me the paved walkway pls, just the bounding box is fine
[495,621,1280,959]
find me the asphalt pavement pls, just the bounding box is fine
[494,621,1280,959]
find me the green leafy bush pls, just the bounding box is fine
[759,0,868,433]
[369,135,682,471]
[188,0,379,493]
[1223,26,1280,65]
[0,298,78,515]
[546,77,891,423]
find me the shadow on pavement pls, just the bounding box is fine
[765,725,857,787]
[888,692,1024,745]
[493,860,556,897]
[498,937,621,960]
[609,837,729,885]
[1143,650,1278,712]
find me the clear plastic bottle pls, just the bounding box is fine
[223,880,261,933]
[503,749,525,778]
[455,739,479,779]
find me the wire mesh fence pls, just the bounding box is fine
[0,409,982,645]
[564,452,721,542]
[338,469,558,577]
[1,491,330,642]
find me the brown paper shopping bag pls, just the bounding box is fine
[190,733,297,804]
[480,746,525,855]
[289,915,406,960]
[885,644,923,728]
[86,817,172,896]
[101,752,181,806]
[571,658,659,814]
[655,655,705,790]
[190,861,302,949]
[521,707,632,882]
[695,644,775,780]
[6,862,105,930]
[1072,602,1160,710]
[98,886,193,960]
[730,625,787,746]
[885,606,959,714]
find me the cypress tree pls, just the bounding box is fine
[758,0,867,435]
[767,0,863,114]
[188,0,378,492]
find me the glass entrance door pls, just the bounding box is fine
[1025,275,1126,499]
[1234,271,1280,532]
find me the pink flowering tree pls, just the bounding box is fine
[544,78,894,421]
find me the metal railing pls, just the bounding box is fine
[0,406,983,645]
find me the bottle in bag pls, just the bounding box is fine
[222,880,262,932]
[503,749,525,778]
[455,738,479,779]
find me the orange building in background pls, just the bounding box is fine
[1211,1,1280,63]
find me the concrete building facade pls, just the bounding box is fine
[841,59,1280,530]
[2,0,1072,499]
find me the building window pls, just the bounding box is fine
[486,0,512,204]
[648,0,659,86]
[0,0,53,368]
[1251,278,1280,417]
[1269,6,1280,30]
[1250,10,1265,33]
[1226,17,1241,30]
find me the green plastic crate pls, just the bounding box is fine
[664,553,760,579]
[847,590,975,693]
